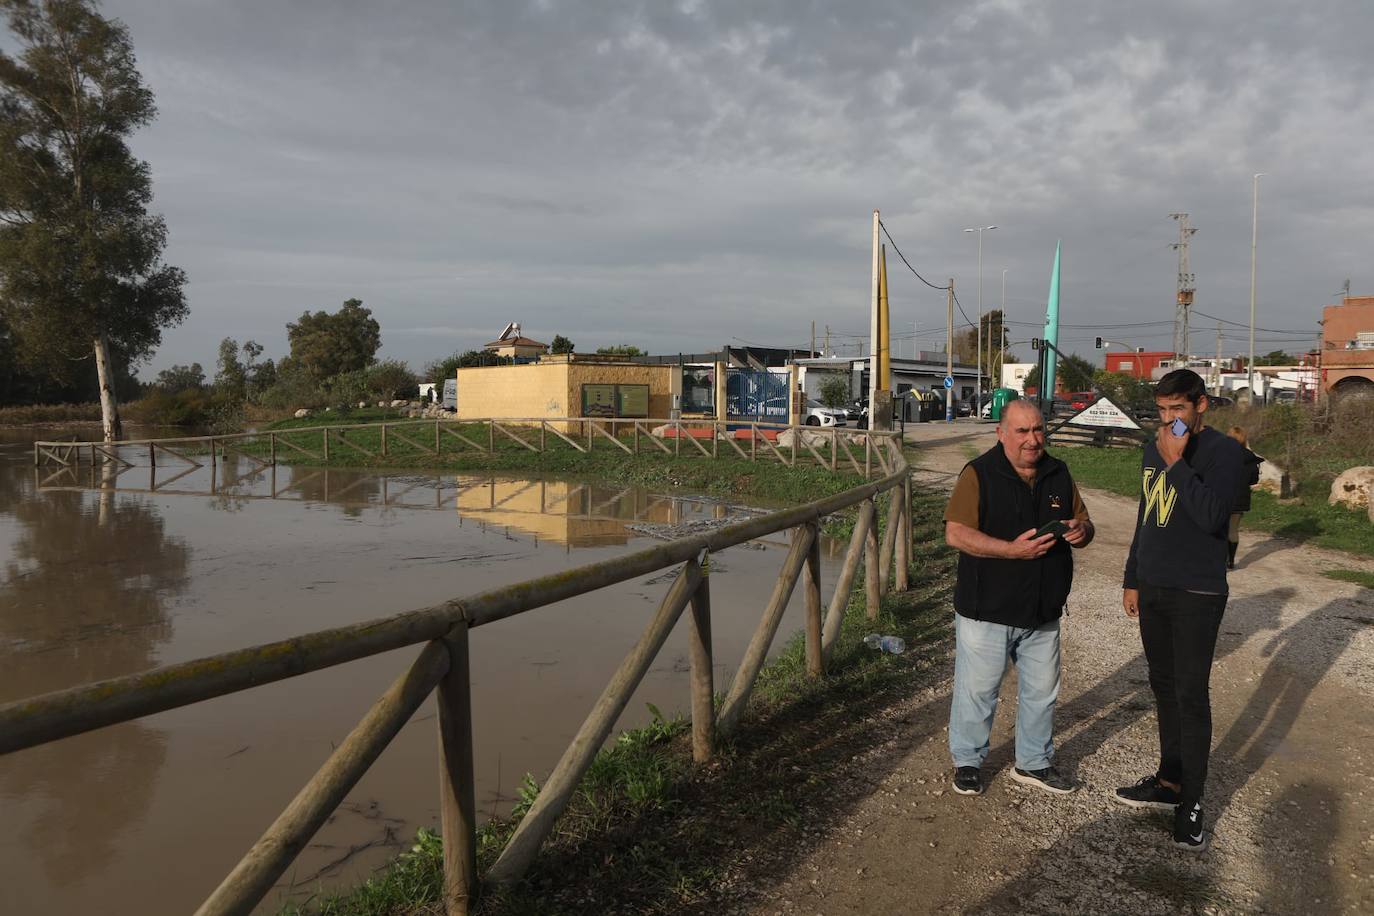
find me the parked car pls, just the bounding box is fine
[1068,391,1096,410]
[804,398,847,427]
[845,400,869,428]
[1209,394,1235,408]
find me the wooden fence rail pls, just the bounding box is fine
[6,421,913,915]
[34,417,886,478]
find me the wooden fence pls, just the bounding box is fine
[4,420,913,916]
[33,417,895,478]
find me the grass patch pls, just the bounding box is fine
[1322,568,1374,590]
[282,487,958,916]
[1054,442,1374,558]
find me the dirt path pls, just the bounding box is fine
[754,421,1374,915]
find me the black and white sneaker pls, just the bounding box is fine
[1011,765,1077,794]
[1113,774,1182,810]
[1173,801,1208,851]
[952,766,983,796]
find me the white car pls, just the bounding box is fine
[803,399,847,427]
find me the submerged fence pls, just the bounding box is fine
[8,418,913,915]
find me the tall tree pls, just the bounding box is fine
[0,0,188,440]
[550,334,575,354]
[286,298,381,382]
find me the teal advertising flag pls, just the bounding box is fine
[1043,241,1062,400]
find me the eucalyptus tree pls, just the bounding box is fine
[0,0,187,440]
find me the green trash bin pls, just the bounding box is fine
[990,387,1017,421]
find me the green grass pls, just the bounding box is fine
[281,487,958,916]
[1322,568,1374,590]
[1054,442,1374,558]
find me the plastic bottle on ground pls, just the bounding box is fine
[880,636,906,654]
[863,633,882,650]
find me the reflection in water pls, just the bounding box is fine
[5,439,824,914]
[0,459,188,884]
[36,460,744,548]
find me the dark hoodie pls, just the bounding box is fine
[1123,425,1244,595]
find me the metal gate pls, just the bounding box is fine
[726,368,790,421]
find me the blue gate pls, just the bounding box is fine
[726,368,791,422]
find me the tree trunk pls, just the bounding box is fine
[93,334,123,443]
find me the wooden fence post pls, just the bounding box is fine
[437,622,477,916]
[895,478,910,592]
[435,420,441,456]
[322,430,329,463]
[270,433,277,466]
[687,562,714,763]
[380,425,387,458]
[864,498,880,621]
[878,487,901,596]
[488,419,494,453]
[821,499,874,665]
[804,520,823,678]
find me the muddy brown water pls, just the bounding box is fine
[0,428,847,915]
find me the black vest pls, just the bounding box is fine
[953,445,1076,628]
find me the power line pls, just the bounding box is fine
[877,220,950,291]
[1192,309,1311,335]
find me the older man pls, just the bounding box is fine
[944,399,1094,796]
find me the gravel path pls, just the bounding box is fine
[752,422,1374,915]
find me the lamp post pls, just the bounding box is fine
[996,267,1008,390]
[1247,173,1265,401]
[964,225,997,415]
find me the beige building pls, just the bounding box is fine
[483,334,549,360]
[455,354,678,429]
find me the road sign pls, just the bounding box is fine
[943,376,954,389]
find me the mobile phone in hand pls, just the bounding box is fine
[1035,519,1069,539]
[1170,417,1188,437]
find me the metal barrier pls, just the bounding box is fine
[6,419,912,915]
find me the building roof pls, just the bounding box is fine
[484,336,548,349]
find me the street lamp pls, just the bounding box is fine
[963,225,998,412]
[1248,173,1265,401]
[997,267,1008,388]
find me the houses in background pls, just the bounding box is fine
[450,331,978,424]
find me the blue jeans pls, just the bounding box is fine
[949,614,1061,771]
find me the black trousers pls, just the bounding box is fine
[1138,584,1226,805]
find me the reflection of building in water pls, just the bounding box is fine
[456,478,721,548]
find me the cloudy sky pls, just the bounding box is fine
[80,0,1374,373]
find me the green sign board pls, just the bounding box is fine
[617,385,649,418]
[581,384,616,418]
[580,383,650,418]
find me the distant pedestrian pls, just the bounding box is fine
[1225,426,1264,570]
[1115,369,1245,852]
[943,399,1094,798]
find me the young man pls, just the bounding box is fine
[944,399,1094,797]
[1115,369,1244,851]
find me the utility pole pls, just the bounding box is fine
[869,210,880,420]
[1170,212,1197,364]
[811,321,816,357]
[946,279,955,422]
[1247,174,1265,400]
[824,325,830,357]
[1215,321,1223,396]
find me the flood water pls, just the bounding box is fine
[0,428,845,915]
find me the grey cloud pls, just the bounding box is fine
[79,0,1374,370]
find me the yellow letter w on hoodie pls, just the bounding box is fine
[1142,468,1178,528]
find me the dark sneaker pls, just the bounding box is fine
[1011,766,1076,794]
[1113,774,1182,810]
[1173,801,1208,851]
[952,766,983,796]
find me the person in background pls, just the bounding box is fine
[1225,427,1264,570]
